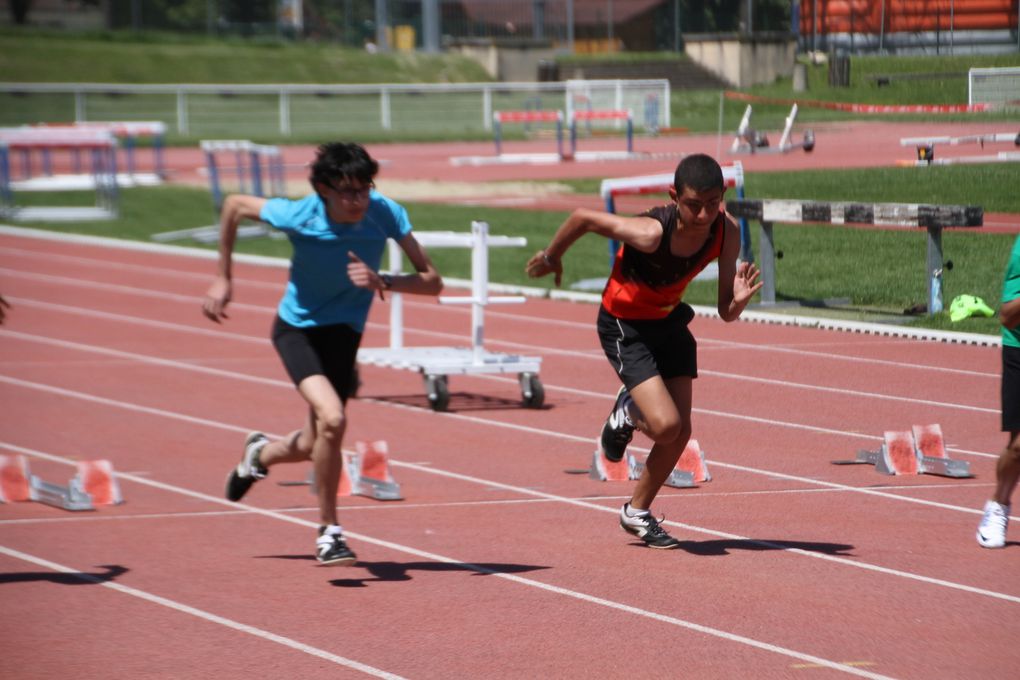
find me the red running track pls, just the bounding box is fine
[0,229,1017,679]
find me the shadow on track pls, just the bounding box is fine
[0,564,128,585]
[327,560,551,588]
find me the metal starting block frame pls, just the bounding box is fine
[357,221,544,412]
[1,454,124,511]
[29,475,95,511]
[840,424,972,478]
[730,104,815,155]
[283,441,403,501]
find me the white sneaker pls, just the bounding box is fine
[976,500,1009,549]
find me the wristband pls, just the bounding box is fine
[380,273,394,290]
[541,251,558,267]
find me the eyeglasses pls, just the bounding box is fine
[331,182,374,202]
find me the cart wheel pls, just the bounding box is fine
[519,372,545,409]
[803,129,815,152]
[425,374,450,412]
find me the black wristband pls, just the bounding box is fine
[380,273,394,290]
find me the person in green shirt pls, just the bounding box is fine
[977,234,1020,549]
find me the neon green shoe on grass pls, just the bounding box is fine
[949,295,995,323]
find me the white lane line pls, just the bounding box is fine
[1,375,1016,605]
[0,441,899,679]
[0,258,999,378]
[3,295,999,417]
[0,326,999,462]
[0,544,406,679]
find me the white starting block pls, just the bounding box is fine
[834,424,972,478]
[357,221,543,412]
[0,455,123,511]
[589,439,712,489]
[730,104,815,155]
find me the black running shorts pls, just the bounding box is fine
[271,316,361,403]
[597,303,697,391]
[1003,345,1020,432]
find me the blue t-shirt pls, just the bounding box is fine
[259,191,412,332]
[1003,234,1020,348]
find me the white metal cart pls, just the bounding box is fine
[356,221,544,411]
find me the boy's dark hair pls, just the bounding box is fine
[309,142,379,188]
[674,153,724,193]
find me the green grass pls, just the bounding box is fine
[0,30,492,84]
[7,162,1013,336]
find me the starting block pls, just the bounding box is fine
[0,454,123,511]
[289,440,403,501]
[835,424,971,478]
[590,439,712,489]
[730,104,815,155]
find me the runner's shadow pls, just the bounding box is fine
[328,560,551,588]
[365,393,552,413]
[0,564,128,585]
[665,539,856,557]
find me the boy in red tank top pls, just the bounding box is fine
[526,154,762,549]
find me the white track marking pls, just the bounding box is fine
[1,293,995,417]
[0,375,1015,605]
[0,544,406,679]
[0,441,909,678]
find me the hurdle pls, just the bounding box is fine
[0,127,119,221]
[492,109,565,158]
[568,109,634,157]
[901,130,1020,166]
[598,162,750,270]
[730,104,815,155]
[151,139,285,243]
[29,121,167,186]
[724,198,983,314]
[357,221,543,412]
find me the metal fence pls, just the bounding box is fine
[0,80,671,139]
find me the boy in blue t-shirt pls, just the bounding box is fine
[977,234,1020,549]
[203,142,443,565]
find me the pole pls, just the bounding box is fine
[567,0,575,52]
[374,0,389,51]
[812,0,818,54]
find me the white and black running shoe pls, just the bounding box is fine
[316,525,357,566]
[225,431,269,502]
[619,503,681,549]
[598,386,636,463]
[976,500,1009,549]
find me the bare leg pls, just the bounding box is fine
[277,375,346,527]
[993,431,1020,507]
[626,376,692,510]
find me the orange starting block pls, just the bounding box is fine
[0,454,124,510]
[835,424,971,478]
[287,440,403,501]
[590,439,712,488]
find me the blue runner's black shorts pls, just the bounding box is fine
[271,316,361,403]
[597,303,697,391]
[1003,345,1020,432]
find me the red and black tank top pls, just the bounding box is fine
[601,203,726,320]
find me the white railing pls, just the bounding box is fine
[0,80,670,138]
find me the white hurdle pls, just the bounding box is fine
[0,127,120,221]
[357,221,544,412]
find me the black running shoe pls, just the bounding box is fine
[316,527,357,566]
[598,386,636,463]
[225,431,269,502]
[619,503,681,549]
